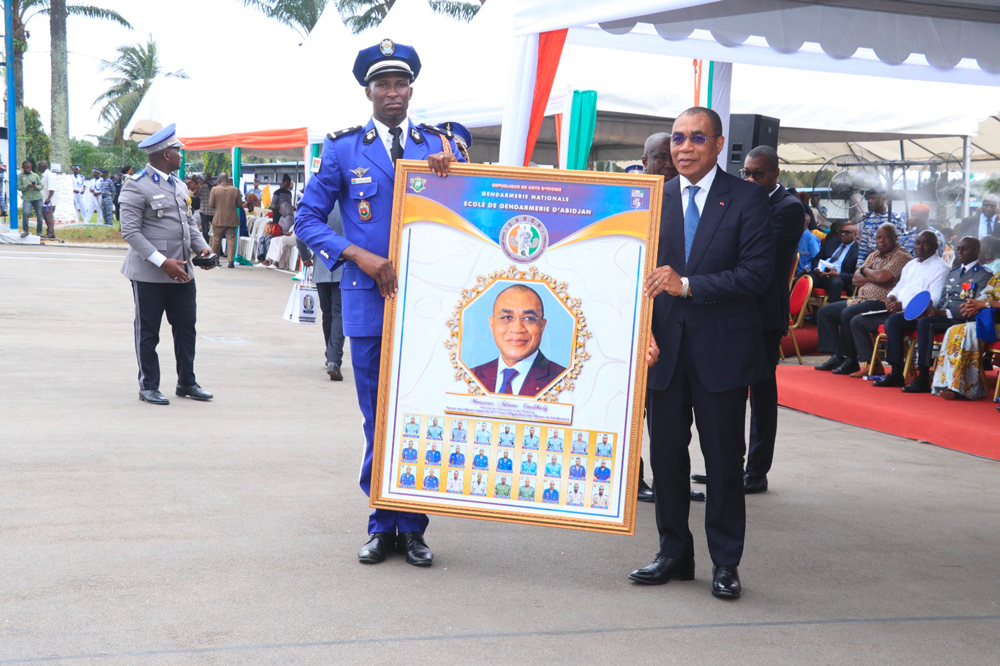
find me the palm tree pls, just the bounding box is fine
[93,36,189,146]
[9,0,131,166]
[337,0,483,34]
[241,0,330,40]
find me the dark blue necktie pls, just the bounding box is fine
[499,368,519,394]
[684,185,701,261]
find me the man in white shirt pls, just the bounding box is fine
[592,486,610,509]
[446,471,463,494]
[849,230,950,370]
[470,473,487,496]
[71,165,86,222]
[566,483,585,506]
[38,161,56,238]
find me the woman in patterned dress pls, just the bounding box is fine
[931,271,1000,400]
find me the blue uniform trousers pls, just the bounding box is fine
[884,312,956,370]
[351,335,429,535]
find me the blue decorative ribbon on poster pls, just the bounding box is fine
[371,162,662,535]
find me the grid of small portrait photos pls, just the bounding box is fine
[396,414,616,512]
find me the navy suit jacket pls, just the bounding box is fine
[648,167,774,393]
[757,184,806,333]
[811,239,860,283]
[470,351,566,397]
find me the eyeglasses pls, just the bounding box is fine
[671,133,718,145]
[495,314,541,326]
[739,169,772,180]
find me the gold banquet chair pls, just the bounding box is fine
[786,274,814,365]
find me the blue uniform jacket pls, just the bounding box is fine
[295,118,466,337]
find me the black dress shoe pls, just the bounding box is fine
[744,475,768,494]
[629,555,695,585]
[139,389,169,405]
[227,261,235,268]
[831,358,860,375]
[176,384,214,401]
[873,373,904,388]
[328,366,343,381]
[690,489,706,502]
[691,473,707,484]
[712,566,742,599]
[397,531,433,567]
[815,355,844,371]
[637,480,655,503]
[358,532,395,564]
[902,376,931,393]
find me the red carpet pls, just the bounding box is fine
[781,324,818,358]
[776,365,1000,461]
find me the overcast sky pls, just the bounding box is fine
[22,0,305,141]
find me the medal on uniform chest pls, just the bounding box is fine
[359,199,372,221]
[157,209,164,218]
[961,281,972,299]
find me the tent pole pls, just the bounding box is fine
[900,140,910,221]
[962,136,971,219]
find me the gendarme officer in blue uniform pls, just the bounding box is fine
[295,39,466,567]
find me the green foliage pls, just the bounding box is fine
[22,107,51,165]
[242,0,329,38]
[69,137,145,173]
[189,152,233,178]
[94,36,188,144]
[428,0,480,21]
[337,0,481,34]
[982,177,1000,195]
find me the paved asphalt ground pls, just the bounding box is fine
[1,245,998,665]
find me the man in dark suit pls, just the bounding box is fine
[629,107,774,600]
[954,194,998,240]
[810,223,860,302]
[470,284,566,397]
[741,146,805,494]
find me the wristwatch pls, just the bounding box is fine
[680,277,690,298]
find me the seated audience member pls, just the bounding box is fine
[931,270,1000,400]
[262,200,297,269]
[980,236,1000,274]
[849,230,950,376]
[815,223,912,375]
[954,194,999,240]
[857,187,911,261]
[797,208,821,275]
[907,203,946,257]
[874,236,993,392]
[244,192,263,217]
[811,222,859,302]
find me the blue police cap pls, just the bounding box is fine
[138,123,184,155]
[353,39,421,86]
[437,122,473,148]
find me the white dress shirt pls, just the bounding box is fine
[677,165,719,219]
[371,116,409,164]
[446,477,463,493]
[887,254,950,308]
[492,349,539,395]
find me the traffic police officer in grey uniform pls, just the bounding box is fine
[295,40,466,567]
[120,124,216,405]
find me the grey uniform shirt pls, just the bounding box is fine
[296,201,344,283]
[120,163,210,284]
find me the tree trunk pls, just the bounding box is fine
[49,0,71,168]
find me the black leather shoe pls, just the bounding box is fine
[691,473,707,484]
[831,358,860,375]
[637,480,655,503]
[227,261,235,268]
[328,366,343,381]
[629,556,695,585]
[815,355,844,371]
[176,384,214,401]
[873,373,904,388]
[690,489,706,502]
[358,532,394,564]
[712,566,742,599]
[397,531,433,567]
[744,474,768,494]
[139,389,169,405]
[902,376,931,393]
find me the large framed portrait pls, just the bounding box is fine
[371,161,662,534]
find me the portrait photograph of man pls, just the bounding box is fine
[399,466,416,489]
[542,481,560,504]
[474,421,492,445]
[569,458,586,480]
[522,426,540,450]
[425,442,441,466]
[426,417,444,441]
[594,460,611,482]
[566,483,585,506]
[494,476,512,498]
[470,473,487,496]
[544,455,562,478]
[497,424,516,448]
[401,441,418,463]
[448,445,466,467]
[520,452,537,475]
[591,485,610,509]
[595,433,614,458]
[446,470,464,494]
[518,478,536,502]
[463,283,570,398]
[450,419,468,443]
[472,448,489,470]
[423,469,439,492]
[546,428,564,452]
[571,431,589,455]
[403,415,421,438]
[496,450,513,472]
